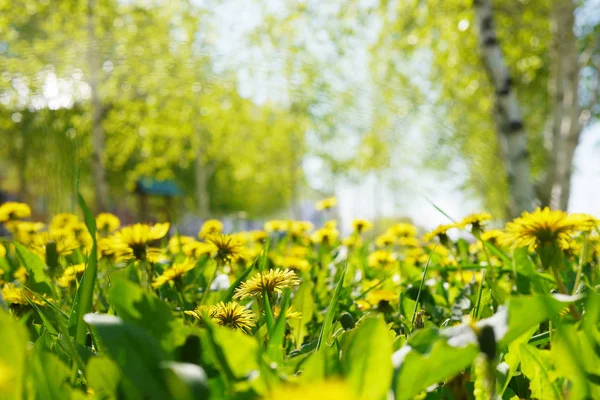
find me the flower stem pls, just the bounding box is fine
[201,260,221,305]
[551,265,581,320]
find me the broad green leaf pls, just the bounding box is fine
[84,313,171,400]
[290,281,314,349]
[316,261,348,350]
[207,323,260,378]
[499,326,538,396]
[30,351,75,400]
[552,325,598,399]
[343,316,393,400]
[393,334,478,400]
[14,242,52,295]
[519,344,561,400]
[161,362,209,400]
[108,278,188,351]
[0,310,28,400]
[86,356,121,399]
[69,191,98,346]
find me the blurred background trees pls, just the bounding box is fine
[0,0,598,225]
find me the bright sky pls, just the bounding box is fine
[206,0,600,231]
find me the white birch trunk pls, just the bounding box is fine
[473,0,535,217]
[542,0,584,210]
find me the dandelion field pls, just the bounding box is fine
[1,199,600,400]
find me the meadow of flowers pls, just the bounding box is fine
[1,198,600,399]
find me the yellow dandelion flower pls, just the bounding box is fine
[198,219,223,239]
[13,266,28,283]
[211,301,255,333]
[152,259,196,288]
[184,304,217,320]
[390,223,417,237]
[480,229,503,244]
[267,380,357,400]
[456,213,492,230]
[182,241,213,258]
[502,207,595,251]
[276,256,310,272]
[249,230,268,243]
[111,222,170,261]
[343,235,363,248]
[375,232,396,248]
[288,245,308,258]
[234,269,300,300]
[352,219,373,234]
[5,221,45,244]
[96,213,120,234]
[289,221,314,238]
[324,220,337,229]
[423,224,455,243]
[310,228,339,245]
[57,263,86,287]
[366,289,399,306]
[264,220,288,233]
[356,300,371,310]
[50,213,79,230]
[29,231,79,258]
[1,283,48,306]
[167,235,196,254]
[367,250,396,269]
[0,244,5,258]
[397,236,420,247]
[271,305,302,320]
[316,197,337,211]
[205,234,248,264]
[0,202,31,222]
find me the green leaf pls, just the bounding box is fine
[108,278,188,351]
[551,324,597,399]
[519,344,561,400]
[267,288,291,363]
[30,350,75,400]
[161,362,209,400]
[342,316,393,400]
[14,242,52,295]
[68,192,99,346]
[0,310,28,400]
[262,286,275,333]
[393,335,479,400]
[499,326,538,396]
[316,261,348,350]
[86,356,121,399]
[220,260,255,303]
[290,281,314,349]
[83,313,171,400]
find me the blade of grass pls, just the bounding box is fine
[262,287,275,333]
[316,260,348,351]
[425,198,457,223]
[411,242,438,326]
[221,258,256,303]
[68,190,98,346]
[267,288,290,363]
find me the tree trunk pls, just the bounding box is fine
[473,0,535,218]
[87,0,110,212]
[540,0,583,210]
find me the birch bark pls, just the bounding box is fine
[474,0,535,217]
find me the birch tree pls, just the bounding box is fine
[372,0,600,217]
[473,0,535,216]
